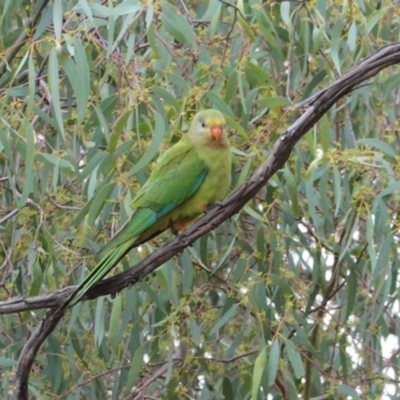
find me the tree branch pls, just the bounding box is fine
[12,309,65,400]
[8,42,400,399]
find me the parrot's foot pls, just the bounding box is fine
[171,218,196,234]
[170,226,179,235]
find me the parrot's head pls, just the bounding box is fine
[189,109,229,147]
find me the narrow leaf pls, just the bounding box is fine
[251,347,267,400]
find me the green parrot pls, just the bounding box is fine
[60,109,231,311]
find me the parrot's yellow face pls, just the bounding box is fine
[189,109,227,145]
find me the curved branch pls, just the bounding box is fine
[12,309,65,400]
[8,42,400,399]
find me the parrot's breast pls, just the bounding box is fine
[167,144,231,225]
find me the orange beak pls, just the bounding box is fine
[210,126,222,140]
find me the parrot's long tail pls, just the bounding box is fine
[57,208,159,313]
[57,241,133,312]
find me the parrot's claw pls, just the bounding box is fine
[170,226,179,235]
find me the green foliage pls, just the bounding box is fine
[1,0,400,398]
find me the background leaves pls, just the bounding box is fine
[1,0,400,399]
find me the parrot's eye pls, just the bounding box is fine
[201,122,206,128]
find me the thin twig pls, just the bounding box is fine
[0,208,19,225]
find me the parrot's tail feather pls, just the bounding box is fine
[58,241,133,312]
[96,208,156,259]
[57,208,158,313]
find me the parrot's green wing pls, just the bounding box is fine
[98,143,208,254]
[60,142,208,310]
